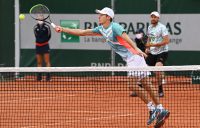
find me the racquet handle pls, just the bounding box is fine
[51,23,56,28]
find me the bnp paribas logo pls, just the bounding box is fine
[60,20,80,43]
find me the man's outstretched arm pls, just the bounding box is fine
[54,26,100,36]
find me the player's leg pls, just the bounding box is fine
[36,46,44,81]
[144,55,159,102]
[36,53,43,81]
[145,54,163,99]
[36,45,43,67]
[142,74,170,127]
[131,76,166,126]
[36,54,43,67]
[127,55,145,97]
[155,52,168,97]
[43,45,51,81]
[127,55,151,101]
[155,64,164,97]
[133,55,169,126]
[142,77,170,126]
[44,53,51,67]
[127,55,159,125]
[43,45,51,67]
[128,76,137,97]
[129,76,162,126]
[44,53,51,81]
[128,77,150,103]
[141,77,159,105]
[140,76,161,125]
[146,53,164,97]
[129,79,143,97]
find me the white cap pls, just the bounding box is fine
[95,7,114,19]
[150,11,160,18]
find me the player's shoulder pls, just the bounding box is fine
[111,22,124,30]
[158,22,167,28]
[112,22,121,27]
[148,22,166,30]
[44,23,50,28]
[148,24,153,29]
[33,24,39,29]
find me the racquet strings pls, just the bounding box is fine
[30,4,50,21]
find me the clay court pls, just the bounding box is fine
[0,74,199,128]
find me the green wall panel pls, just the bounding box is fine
[0,0,14,67]
[20,0,200,14]
[20,50,200,67]
[115,0,156,14]
[161,0,200,13]
[167,51,200,65]
[20,0,111,14]
[20,50,112,67]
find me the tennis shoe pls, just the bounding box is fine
[147,108,160,126]
[154,109,170,128]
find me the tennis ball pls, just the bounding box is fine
[19,14,25,20]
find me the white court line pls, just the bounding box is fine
[0,94,76,103]
[49,110,127,114]
[21,113,134,128]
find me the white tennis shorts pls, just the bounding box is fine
[126,55,151,79]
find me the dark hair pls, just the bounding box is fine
[106,14,113,22]
[135,28,144,34]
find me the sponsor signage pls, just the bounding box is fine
[21,14,200,51]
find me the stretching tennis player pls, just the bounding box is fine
[54,7,170,127]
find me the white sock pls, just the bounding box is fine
[147,102,155,111]
[157,104,164,110]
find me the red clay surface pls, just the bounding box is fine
[0,76,199,128]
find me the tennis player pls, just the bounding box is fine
[54,7,169,127]
[146,11,170,97]
[33,19,51,81]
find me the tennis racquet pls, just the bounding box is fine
[29,4,56,28]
